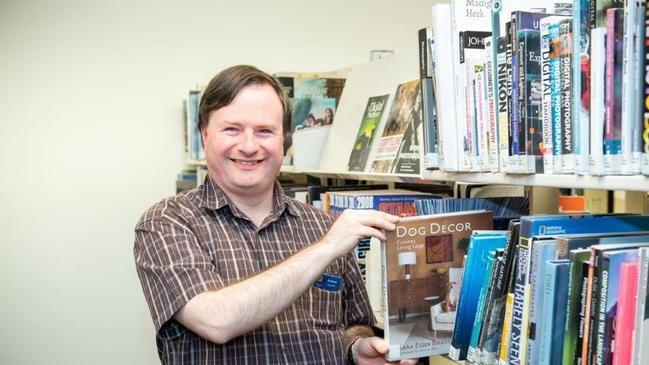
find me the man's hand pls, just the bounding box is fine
[352,336,419,365]
[320,209,400,259]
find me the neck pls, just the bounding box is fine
[211,179,276,227]
[231,192,274,227]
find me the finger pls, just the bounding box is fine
[369,336,389,354]
[360,227,386,242]
[357,214,398,232]
[399,359,419,365]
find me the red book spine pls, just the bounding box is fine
[612,262,639,365]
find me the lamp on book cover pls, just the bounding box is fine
[398,252,417,280]
[397,252,417,323]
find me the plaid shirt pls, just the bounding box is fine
[134,177,374,364]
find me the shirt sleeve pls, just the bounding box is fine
[133,205,225,334]
[342,251,375,328]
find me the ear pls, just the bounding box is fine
[200,127,208,146]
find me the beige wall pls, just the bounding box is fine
[0,0,436,363]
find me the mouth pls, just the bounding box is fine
[231,159,262,166]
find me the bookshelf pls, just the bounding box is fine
[179,6,649,363]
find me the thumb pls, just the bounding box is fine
[365,336,389,355]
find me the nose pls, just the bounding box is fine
[238,129,259,155]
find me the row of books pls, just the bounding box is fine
[423,0,649,176]
[372,211,649,365]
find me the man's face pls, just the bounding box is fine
[201,83,284,199]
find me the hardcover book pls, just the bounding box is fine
[380,210,493,361]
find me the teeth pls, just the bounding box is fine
[236,160,258,166]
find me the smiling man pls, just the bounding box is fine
[134,65,417,365]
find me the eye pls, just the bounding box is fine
[223,126,239,133]
[258,128,273,135]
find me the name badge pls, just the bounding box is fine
[314,273,342,292]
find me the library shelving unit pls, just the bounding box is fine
[182,44,646,365]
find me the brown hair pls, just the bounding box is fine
[198,65,292,136]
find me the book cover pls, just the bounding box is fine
[370,80,420,174]
[347,95,390,172]
[612,261,638,365]
[449,230,506,360]
[393,83,424,174]
[277,76,344,164]
[381,211,493,361]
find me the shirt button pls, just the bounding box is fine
[282,347,289,353]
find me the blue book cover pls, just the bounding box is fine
[449,231,507,360]
[538,259,570,365]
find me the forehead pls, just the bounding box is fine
[208,83,283,127]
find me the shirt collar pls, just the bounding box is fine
[198,175,301,218]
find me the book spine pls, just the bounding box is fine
[621,0,640,174]
[632,248,649,365]
[477,254,505,362]
[526,242,556,365]
[612,262,638,365]
[559,19,574,173]
[603,9,624,175]
[485,36,499,172]
[643,3,649,176]
[484,222,519,363]
[574,0,592,175]
[590,28,608,176]
[510,18,521,174]
[499,292,515,365]
[497,36,511,172]
[562,254,590,364]
[595,255,612,365]
[467,250,497,362]
[523,30,542,174]
[549,21,563,172]
[540,19,554,174]
[475,62,490,172]
[584,251,602,365]
[508,242,529,365]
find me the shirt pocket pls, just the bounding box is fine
[303,274,344,330]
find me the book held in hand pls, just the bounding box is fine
[379,210,493,361]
